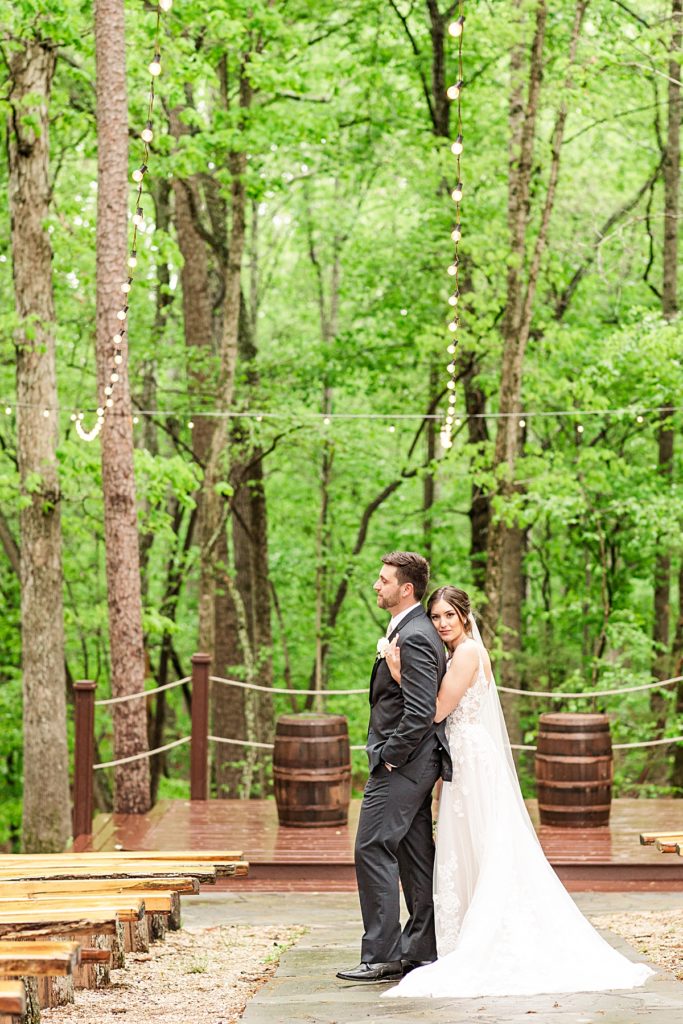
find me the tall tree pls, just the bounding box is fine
[7,36,71,851]
[94,0,150,812]
[484,0,587,659]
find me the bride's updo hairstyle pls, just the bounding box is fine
[427,586,473,635]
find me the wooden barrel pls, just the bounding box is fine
[535,712,613,827]
[273,713,351,828]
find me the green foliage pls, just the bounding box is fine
[0,0,682,816]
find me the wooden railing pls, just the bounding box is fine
[72,653,212,840]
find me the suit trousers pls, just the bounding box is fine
[354,751,441,964]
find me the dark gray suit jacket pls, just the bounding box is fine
[366,605,452,783]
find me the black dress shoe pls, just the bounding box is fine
[336,961,403,982]
[401,958,436,974]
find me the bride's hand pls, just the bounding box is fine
[386,635,401,685]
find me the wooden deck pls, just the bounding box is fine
[78,798,683,892]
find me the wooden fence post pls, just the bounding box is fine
[190,653,211,800]
[73,680,96,838]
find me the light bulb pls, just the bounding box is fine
[4,407,11,415]
[104,386,113,396]
[448,16,465,38]
[78,413,84,421]
[106,398,114,408]
[117,308,127,321]
[451,134,464,156]
[43,409,49,418]
[448,294,458,306]
[447,362,455,373]
[449,394,456,405]
[121,280,131,293]
[448,321,458,332]
[149,56,162,77]
[111,373,119,383]
[388,425,396,433]
[128,251,138,268]
[132,165,147,183]
[113,333,123,345]
[636,414,644,423]
[96,407,105,417]
[451,227,462,243]
[141,123,153,143]
[447,81,463,101]
[447,264,457,276]
[323,416,331,426]
[447,344,456,354]
[455,417,462,427]
[133,207,144,227]
[70,413,77,422]
[159,0,172,11]
[451,182,463,202]
[188,420,194,429]
[577,424,584,433]
[114,354,122,365]
[519,418,526,428]
[447,380,456,390]
[133,415,140,424]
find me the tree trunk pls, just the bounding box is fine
[485,0,587,639]
[463,355,490,593]
[94,0,150,813]
[8,37,71,852]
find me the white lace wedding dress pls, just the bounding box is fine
[385,641,654,999]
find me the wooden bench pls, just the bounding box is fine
[0,980,25,1024]
[639,831,683,853]
[0,940,80,1022]
[0,850,249,1018]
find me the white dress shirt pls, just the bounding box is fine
[386,602,421,637]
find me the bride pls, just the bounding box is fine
[382,585,653,999]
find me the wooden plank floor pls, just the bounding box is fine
[79,798,683,892]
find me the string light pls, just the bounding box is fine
[75,2,171,442]
[441,1,465,452]
[0,401,667,429]
[448,15,465,37]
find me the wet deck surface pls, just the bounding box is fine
[79,797,683,892]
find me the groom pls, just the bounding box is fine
[337,551,451,983]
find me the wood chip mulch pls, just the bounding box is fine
[42,923,305,1024]
[588,910,682,979]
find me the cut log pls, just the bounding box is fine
[639,831,683,845]
[0,862,219,883]
[0,876,199,897]
[0,940,80,976]
[0,855,246,879]
[0,980,25,1015]
[2,851,243,862]
[0,895,168,915]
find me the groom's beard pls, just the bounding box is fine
[376,587,402,611]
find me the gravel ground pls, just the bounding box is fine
[42,923,305,1024]
[589,910,682,979]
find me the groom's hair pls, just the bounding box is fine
[381,551,430,601]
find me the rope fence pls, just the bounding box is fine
[94,735,190,769]
[95,677,190,706]
[89,671,683,708]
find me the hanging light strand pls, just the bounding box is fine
[76,2,171,441]
[441,3,465,451]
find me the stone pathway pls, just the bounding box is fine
[183,892,683,1024]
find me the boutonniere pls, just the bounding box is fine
[376,637,390,659]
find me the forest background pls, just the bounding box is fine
[1,0,683,851]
